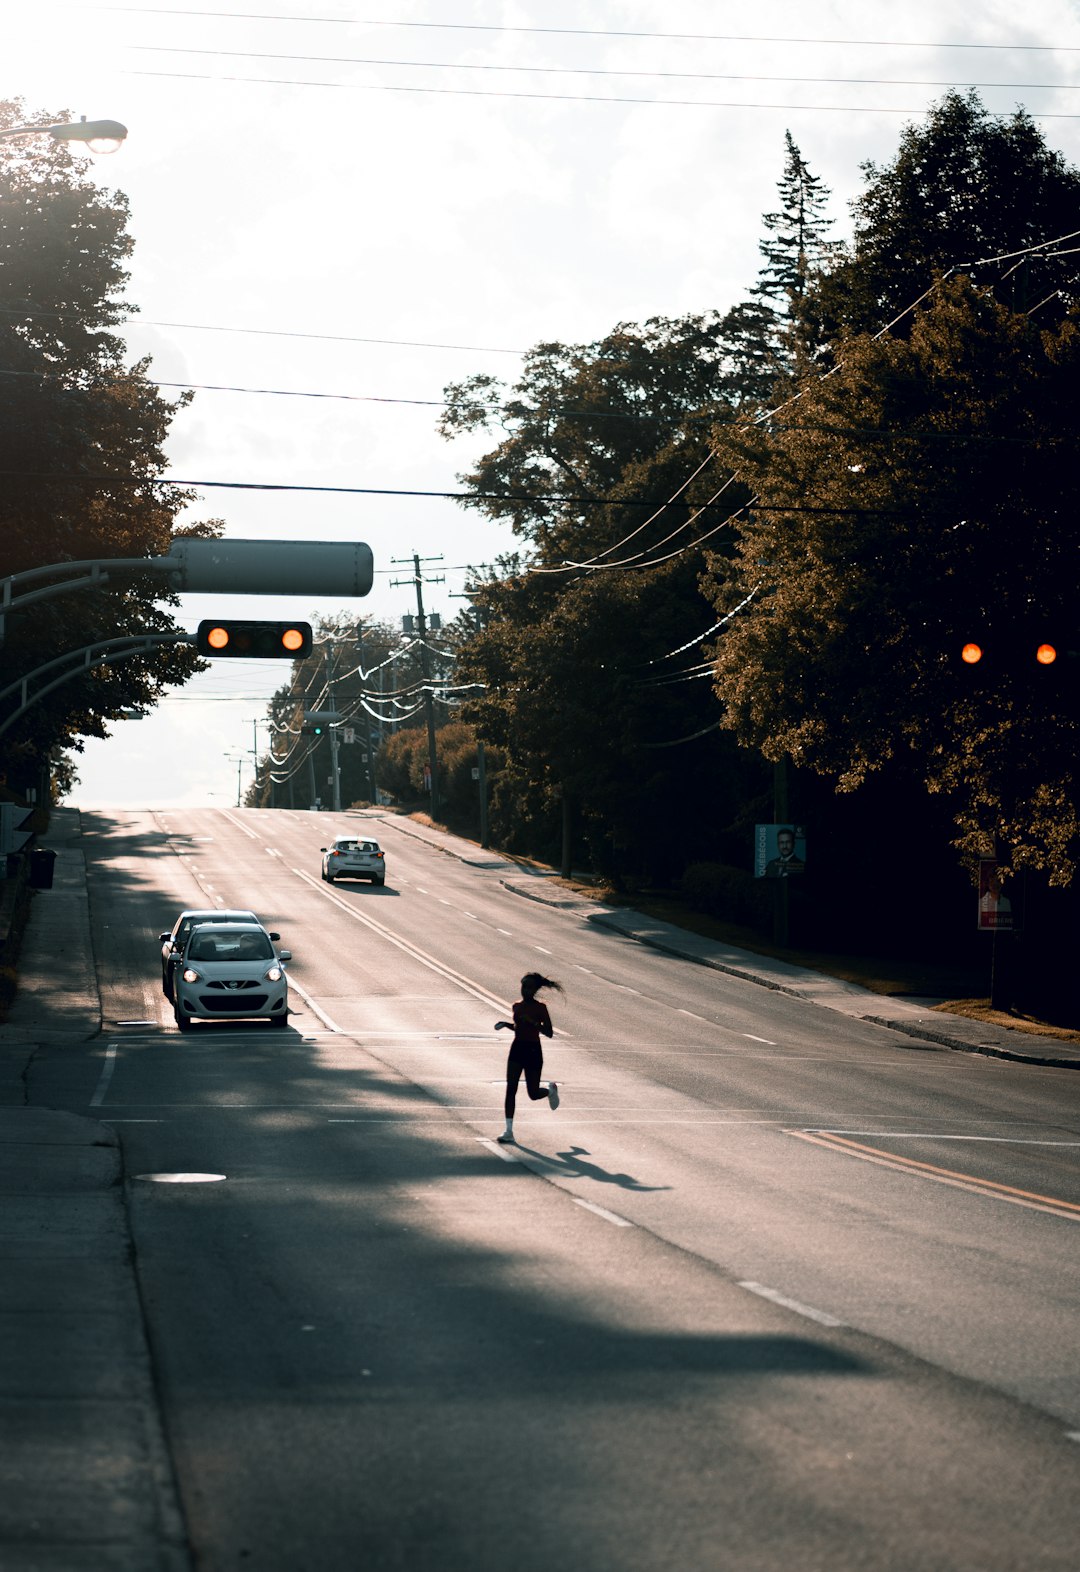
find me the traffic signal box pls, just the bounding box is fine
[195,620,313,658]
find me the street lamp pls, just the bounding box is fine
[0,116,127,154]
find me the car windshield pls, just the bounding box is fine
[189,930,273,962]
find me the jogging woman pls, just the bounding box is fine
[494,972,562,1144]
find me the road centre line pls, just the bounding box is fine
[291,867,508,1012]
[497,928,512,936]
[808,1130,1080,1146]
[534,945,552,954]
[787,1129,1080,1221]
[90,1042,119,1107]
[738,1280,845,1328]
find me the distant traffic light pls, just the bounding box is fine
[303,709,339,737]
[195,620,313,658]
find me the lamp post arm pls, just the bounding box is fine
[0,556,174,642]
[0,633,190,737]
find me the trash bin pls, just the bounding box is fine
[28,848,56,889]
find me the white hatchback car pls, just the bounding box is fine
[320,837,386,885]
[173,923,292,1032]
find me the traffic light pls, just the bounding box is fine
[303,709,339,737]
[958,634,1063,671]
[195,620,313,658]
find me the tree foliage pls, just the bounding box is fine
[0,99,214,792]
[807,91,1080,344]
[705,274,1080,881]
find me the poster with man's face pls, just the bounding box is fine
[977,859,1014,931]
[755,824,807,878]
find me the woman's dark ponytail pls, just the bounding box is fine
[521,972,562,997]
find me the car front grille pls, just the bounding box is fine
[197,993,270,1012]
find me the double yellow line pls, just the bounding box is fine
[786,1129,1080,1222]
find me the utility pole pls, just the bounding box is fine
[354,622,379,806]
[391,553,444,817]
[451,573,493,848]
[324,641,342,813]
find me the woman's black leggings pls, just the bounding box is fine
[505,1040,547,1117]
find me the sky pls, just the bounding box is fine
[7,0,1080,807]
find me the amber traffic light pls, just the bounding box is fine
[195,620,313,658]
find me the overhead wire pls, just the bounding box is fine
[125,44,1080,96]
[121,68,1080,118]
[80,9,1080,51]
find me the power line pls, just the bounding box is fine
[79,10,1080,52]
[0,304,524,358]
[123,69,1080,118]
[127,45,1080,94]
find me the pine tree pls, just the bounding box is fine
[756,130,837,305]
[719,132,837,402]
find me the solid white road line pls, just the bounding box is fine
[292,867,509,1012]
[572,1197,634,1227]
[284,973,341,1033]
[743,1034,777,1044]
[90,1043,119,1107]
[219,808,258,841]
[476,1136,521,1163]
[738,1280,845,1327]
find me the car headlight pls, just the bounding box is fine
[265,965,283,982]
[182,967,201,983]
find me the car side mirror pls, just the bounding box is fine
[158,933,170,943]
[319,847,328,853]
[268,932,281,941]
[278,949,292,962]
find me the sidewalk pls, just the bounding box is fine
[381,812,1080,1070]
[0,808,189,1571]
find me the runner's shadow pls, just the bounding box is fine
[516,1144,670,1192]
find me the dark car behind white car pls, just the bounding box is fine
[159,908,280,1001]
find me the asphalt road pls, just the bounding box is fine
[28,806,1080,1571]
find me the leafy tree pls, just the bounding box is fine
[808,91,1080,343]
[439,317,762,878]
[704,274,1080,883]
[0,99,213,794]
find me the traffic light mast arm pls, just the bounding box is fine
[1,539,373,642]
